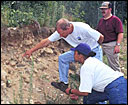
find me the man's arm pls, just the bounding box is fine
[30,38,51,52]
[23,38,51,58]
[116,33,123,45]
[71,89,88,96]
[98,34,104,45]
[66,88,88,96]
[114,33,123,54]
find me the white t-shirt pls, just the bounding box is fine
[79,57,124,93]
[48,22,101,49]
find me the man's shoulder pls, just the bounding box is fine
[71,22,90,30]
[112,15,119,19]
[111,15,121,21]
[71,21,86,25]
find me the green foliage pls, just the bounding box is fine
[1,1,127,28]
[1,5,33,27]
[57,5,66,20]
[123,20,127,38]
[70,3,86,22]
[50,1,58,27]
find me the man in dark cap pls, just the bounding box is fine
[97,1,124,72]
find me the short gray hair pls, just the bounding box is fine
[56,18,70,30]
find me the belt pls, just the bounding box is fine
[103,40,116,43]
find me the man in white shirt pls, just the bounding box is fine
[23,18,104,91]
[65,43,127,104]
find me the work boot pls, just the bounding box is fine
[51,81,68,93]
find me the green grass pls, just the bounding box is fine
[103,55,109,65]
[19,73,24,104]
[11,56,34,104]
[28,56,34,104]
[123,21,127,38]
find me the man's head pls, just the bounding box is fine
[56,18,73,38]
[71,43,96,63]
[99,2,112,18]
[100,2,112,9]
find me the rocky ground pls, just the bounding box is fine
[1,26,127,104]
[1,26,83,104]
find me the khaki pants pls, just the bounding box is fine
[102,41,120,72]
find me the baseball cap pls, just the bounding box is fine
[99,2,111,9]
[71,43,92,56]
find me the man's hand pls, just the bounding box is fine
[22,50,33,58]
[65,88,71,95]
[70,94,78,100]
[98,34,104,45]
[114,45,120,54]
[65,88,78,100]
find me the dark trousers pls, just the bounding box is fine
[83,76,127,104]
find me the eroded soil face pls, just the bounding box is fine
[1,26,83,104]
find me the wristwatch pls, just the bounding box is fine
[116,43,120,46]
[69,89,72,94]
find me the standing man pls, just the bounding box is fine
[65,43,127,104]
[23,18,104,90]
[97,2,124,72]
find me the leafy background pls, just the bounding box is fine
[1,1,127,28]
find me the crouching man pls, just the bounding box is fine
[65,43,127,104]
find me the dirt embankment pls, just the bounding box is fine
[1,25,83,104]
